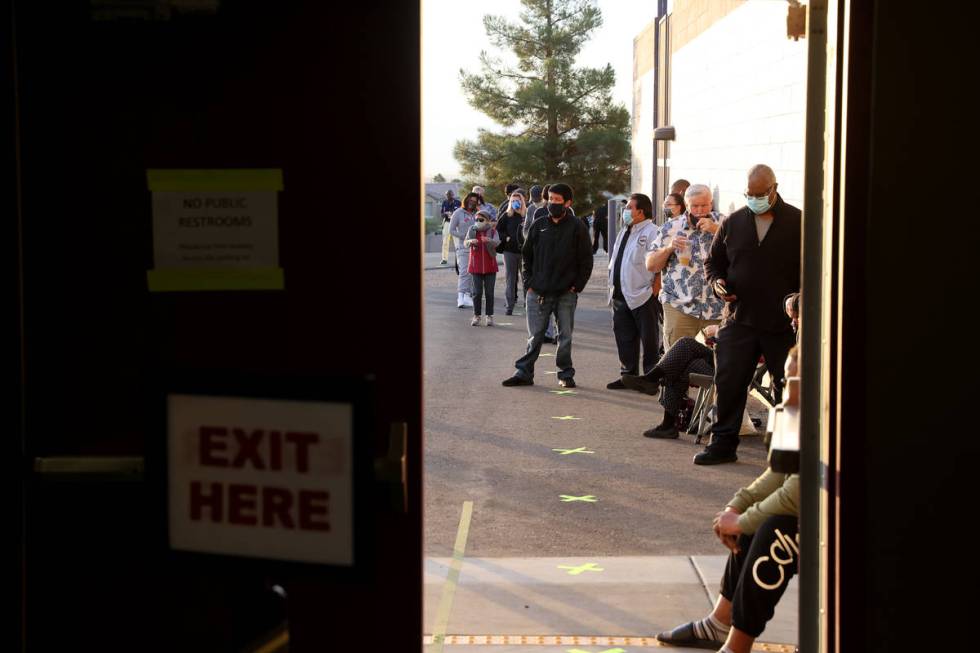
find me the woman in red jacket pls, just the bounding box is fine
[463,210,501,326]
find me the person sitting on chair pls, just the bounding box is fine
[622,326,718,438]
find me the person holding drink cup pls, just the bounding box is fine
[646,184,726,349]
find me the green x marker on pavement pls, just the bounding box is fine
[551,415,581,420]
[560,495,598,503]
[557,562,604,575]
[540,352,555,357]
[550,390,577,396]
[552,447,595,455]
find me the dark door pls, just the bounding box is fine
[12,3,422,651]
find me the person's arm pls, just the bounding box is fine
[521,223,536,291]
[721,469,798,534]
[704,217,730,285]
[645,223,674,273]
[571,221,593,292]
[463,225,477,247]
[486,228,501,252]
[449,210,464,240]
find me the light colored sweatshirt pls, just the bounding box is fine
[726,469,799,535]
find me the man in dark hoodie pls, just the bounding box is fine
[502,183,593,389]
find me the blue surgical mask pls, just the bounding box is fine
[622,209,633,225]
[511,200,521,210]
[746,195,772,214]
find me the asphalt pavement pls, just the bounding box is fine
[423,252,772,558]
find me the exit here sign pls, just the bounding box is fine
[168,394,353,565]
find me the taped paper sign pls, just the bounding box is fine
[147,169,284,291]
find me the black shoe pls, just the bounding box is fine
[505,308,513,315]
[542,335,557,344]
[694,449,738,465]
[502,375,533,387]
[656,621,725,650]
[621,373,661,396]
[558,378,576,388]
[606,379,628,389]
[643,423,679,439]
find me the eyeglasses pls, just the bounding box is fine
[743,186,774,200]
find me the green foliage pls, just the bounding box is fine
[454,0,630,212]
[432,173,446,182]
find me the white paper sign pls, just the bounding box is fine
[152,192,279,268]
[168,395,354,566]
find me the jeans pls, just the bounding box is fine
[472,273,496,316]
[514,290,578,381]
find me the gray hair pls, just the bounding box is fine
[684,184,712,201]
[747,164,777,186]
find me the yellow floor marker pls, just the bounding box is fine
[552,447,595,455]
[557,562,604,575]
[559,494,598,503]
[551,415,581,420]
[550,390,577,396]
[431,501,474,653]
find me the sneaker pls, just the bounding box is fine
[485,316,494,327]
[643,423,679,439]
[606,379,627,389]
[440,259,448,265]
[471,315,481,326]
[558,378,576,388]
[502,375,533,387]
[457,292,466,309]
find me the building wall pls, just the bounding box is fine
[631,21,656,199]
[668,1,807,214]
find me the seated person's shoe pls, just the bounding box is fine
[606,379,627,389]
[655,621,725,649]
[621,372,661,396]
[643,423,679,439]
[693,449,738,465]
[502,375,533,387]
[558,378,576,388]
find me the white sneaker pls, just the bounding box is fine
[457,292,466,309]
[471,315,481,326]
[463,294,474,307]
[485,316,494,327]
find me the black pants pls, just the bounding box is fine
[592,225,607,253]
[472,273,495,316]
[708,321,795,455]
[612,295,660,376]
[656,336,714,414]
[721,515,799,638]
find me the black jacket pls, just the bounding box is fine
[705,195,801,332]
[496,212,525,254]
[521,210,593,295]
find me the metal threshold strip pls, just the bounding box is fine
[423,634,796,650]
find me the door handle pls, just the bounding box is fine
[374,422,407,513]
[33,456,145,481]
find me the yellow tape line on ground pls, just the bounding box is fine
[431,500,474,653]
[421,634,795,651]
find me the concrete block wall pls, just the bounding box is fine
[665,1,807,213]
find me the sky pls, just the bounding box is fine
[422,0,656,181]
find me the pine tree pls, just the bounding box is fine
[454,0,630,210]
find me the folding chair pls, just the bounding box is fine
[749,356,783,409]
[687,372,715,444]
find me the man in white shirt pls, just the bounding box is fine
[606,193,662,389]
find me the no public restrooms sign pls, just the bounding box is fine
[167,394,354,566]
